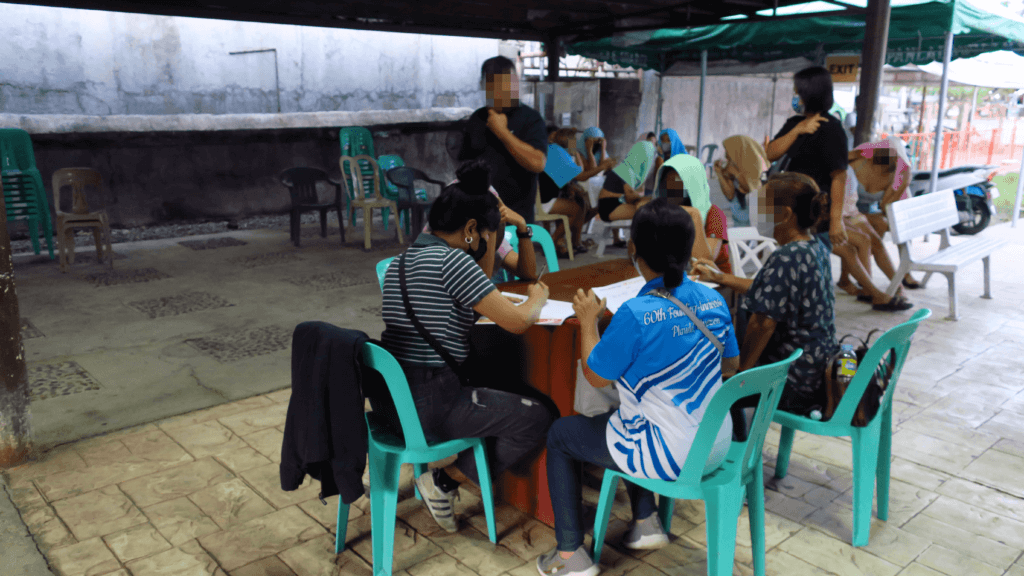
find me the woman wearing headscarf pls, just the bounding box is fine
[653,128,688,179]
[579,126,611,171]
[714,135,769,227]
[653,154,727,271]
[546,128,616,255]
[596,140,657,223]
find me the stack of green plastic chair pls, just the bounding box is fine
[1,129,54,259]
[334,342,497,575]
[340,127,389,229]
[377,154,407,231]
[773,309,931,547]
[592,349,803,576]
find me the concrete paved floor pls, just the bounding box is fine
[2,219,1024,576]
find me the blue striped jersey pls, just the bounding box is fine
[589,276,740,481]
[381,233,495,366]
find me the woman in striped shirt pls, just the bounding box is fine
[380,160,556,534]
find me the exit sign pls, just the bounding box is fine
[827,55,861,82]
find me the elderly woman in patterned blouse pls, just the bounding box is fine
[693,172,839,417]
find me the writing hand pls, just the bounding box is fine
[572,288,607,323]
[690,258,723,284]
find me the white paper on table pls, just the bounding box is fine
[476,292,577,326]
[591,277,719,314]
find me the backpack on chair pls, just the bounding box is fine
[823,330,896,427]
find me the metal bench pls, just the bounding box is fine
[884,190,1007,320]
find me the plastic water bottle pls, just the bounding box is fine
[809,409,823,421]
[833,344,859,386]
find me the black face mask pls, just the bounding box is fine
[467,236,489,262]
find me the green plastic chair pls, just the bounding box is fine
[592,349,803,576]
[502,224,561,281]
[336,342,497,573]
[376,256,395,292]
[340,127,391,229]
[1,129,54,259]
[773,308,931,547]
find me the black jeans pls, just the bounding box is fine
[403,365,555,485]
[547,411,657,552]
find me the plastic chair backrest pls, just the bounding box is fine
[361,342,431,451]
[504,224,560,276]
[700,144,719,167]
[829,308,931,428]
[52,168,103,215]
[341,156,384,201]
[280,167,332,205]
[677,349,803,485]
[339,128,377,189]
[0,129,38,171]
[386,167,445,204]
[377,155,405,200]
[376,256,396,291]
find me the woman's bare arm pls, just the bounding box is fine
[739,313,778,372]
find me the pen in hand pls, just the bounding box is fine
[536,264,547,282]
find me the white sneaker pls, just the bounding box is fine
[622,513,669,550]
[414,469,459,533]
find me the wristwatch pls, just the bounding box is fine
[516,227,533,239]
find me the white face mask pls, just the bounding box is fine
[630,251,643,278]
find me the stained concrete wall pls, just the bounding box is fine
[598,78,643,161]
[0,3,497,115]
[25,120,465,227]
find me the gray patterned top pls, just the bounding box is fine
[741,238,839,413]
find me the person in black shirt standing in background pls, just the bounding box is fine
[460,56,548,223]
[766,66,849,252]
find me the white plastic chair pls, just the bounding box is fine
[534,191,573,261]
[728,227,778,278]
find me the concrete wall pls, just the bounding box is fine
[598,78,643,161]
[656,75,795,162]
[0,3,498,115]
[27,121,466,227]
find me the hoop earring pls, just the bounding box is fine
[465,236,473,245]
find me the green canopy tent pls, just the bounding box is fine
[569,0,1024,226]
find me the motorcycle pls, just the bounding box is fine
[907,165,1000,235]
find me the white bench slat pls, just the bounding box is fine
[914,238,1007,271]
[887,191,959,244]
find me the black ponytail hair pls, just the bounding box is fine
[767,172,826,231]
[428,160,502,233]
[630,198,694,289]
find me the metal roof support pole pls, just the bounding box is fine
[855,0,890,146]
[928,31,954,196]
[1013,142,1023,227]
[546,34,560,81]
[696,49,707,154]
[0,186,32,467]
[656,72,664,136]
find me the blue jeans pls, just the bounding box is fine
[547,411,657,552]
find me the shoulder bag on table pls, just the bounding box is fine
[398,252,475,387]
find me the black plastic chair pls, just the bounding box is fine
[385,167,445,243]
[280,167,346,247]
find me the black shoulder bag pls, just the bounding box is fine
[398,252,474,387]
[763,133,808,182]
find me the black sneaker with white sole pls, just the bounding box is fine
[415,469,459,533]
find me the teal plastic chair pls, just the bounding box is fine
[336,342,497,573]
[773,308,931,547]
[592,349,803,576]
[502,224,560,281]
[376,256,395,292]
[1,129,54,259]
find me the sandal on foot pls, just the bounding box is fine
[902,278,922,289]
[872,296,914,312]
[856,294,872,303]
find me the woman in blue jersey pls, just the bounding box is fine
[536,199,740,576]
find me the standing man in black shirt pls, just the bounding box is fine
[460,56,548,223]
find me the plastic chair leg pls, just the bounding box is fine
[364,208,373,251]
[336,206,346,244]
[335,500,350,553]
[28,219,41,255]
[745,465,767,576]
[320,209,328,238]
[704,486,744,576]
[369,449,401,576]
[850,426,880,547]
[382,207,390,231]
[591,471,620,564]
[876,407,893,522]
[43,219,54,260]
[774,426,795,479]
[472,441,497,543]
[413,463,427,501]
[657,495,675,535]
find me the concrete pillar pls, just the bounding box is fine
[0,188,33,467]
[546,35,560,81]
[855,0,891,146]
